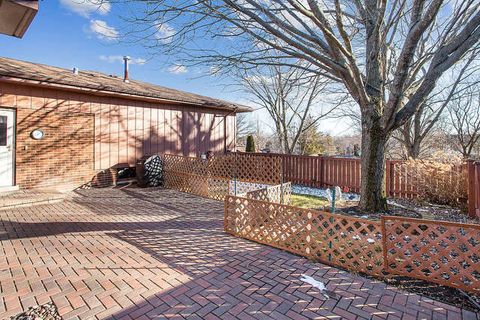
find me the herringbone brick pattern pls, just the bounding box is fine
[0,188,477,319]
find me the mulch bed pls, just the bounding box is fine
[383,276,480,313]
[334,198,479,224]
[332,199,480,312]
[11,302,62,320]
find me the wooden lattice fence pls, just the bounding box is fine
[164,154,210,176]
[164,153,282,184]
[383,216,480,293]
[224,196,384,276]
[225,195,480,293]
[163,153,285,201]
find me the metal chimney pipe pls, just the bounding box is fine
[123,56,131,82]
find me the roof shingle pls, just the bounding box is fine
[0,56,251,112]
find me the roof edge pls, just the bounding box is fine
[0,76,252,112]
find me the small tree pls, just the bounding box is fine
[245,135,256,153]
[298,116,325,155]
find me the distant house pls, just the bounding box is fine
[0,57,250,190]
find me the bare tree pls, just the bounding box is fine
[448,88,480,159]
[395,49,479,158]
[117,0,480,211]
[240,65,340,154]
[236,113,256,145]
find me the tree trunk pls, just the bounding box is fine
[359,115,388,212]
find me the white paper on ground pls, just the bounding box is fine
[300,274,326,291]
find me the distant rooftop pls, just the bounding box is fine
[0,56,251,112]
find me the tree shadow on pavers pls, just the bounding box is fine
[0,215,224,241]
[101,232,340,320]
[97,208,403,319]
[0,189,223,241]
[0,189,428,319]
[70,187,223,218]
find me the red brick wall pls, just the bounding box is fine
[0,82,237,190]
[15,108,95,189]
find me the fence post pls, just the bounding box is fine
[467,160,477,218]
[280,156,285,204]
[380,216,389,273]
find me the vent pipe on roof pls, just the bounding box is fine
[123,56,130,83]
[73,67,79,75]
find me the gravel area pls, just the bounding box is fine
[292,185,360,201]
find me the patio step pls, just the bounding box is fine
[0,189,67,211]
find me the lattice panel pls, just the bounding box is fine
[229,180,271,196]
[208,154,282,184]
[207,177,231,201]
[231,153,282,184]
[165,170,289,203]
[163,154,210,176]
[163,154,283,185]
[244,182,292,205]
[225,196,384,276]
[383,217,480,293]
[164,171,210,198]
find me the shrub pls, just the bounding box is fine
[245,134,256,152]
[396,152,467,209]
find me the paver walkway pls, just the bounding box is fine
[0,188,478,320]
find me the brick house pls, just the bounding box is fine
[0,57,250,191]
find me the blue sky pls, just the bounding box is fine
[0,1,352,136]
[0,1,235,99]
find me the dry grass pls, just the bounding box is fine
[291,194,329,209]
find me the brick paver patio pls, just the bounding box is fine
[0,188,478,320]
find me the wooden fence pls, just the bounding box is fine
[164,153,282,184]
[382,216,480,292]
[164,170,291,203]
[163,153,480,218]
[225,195,480,294]
[468,161,480,219]
[163,153,288,202]
[237,153,479,218]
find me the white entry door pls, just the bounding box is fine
[0,109,15,187]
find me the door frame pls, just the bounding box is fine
[0,107,16,187]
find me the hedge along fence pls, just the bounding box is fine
[393,159,467,206]
[225,196,480,294]
[163,154,289,202]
